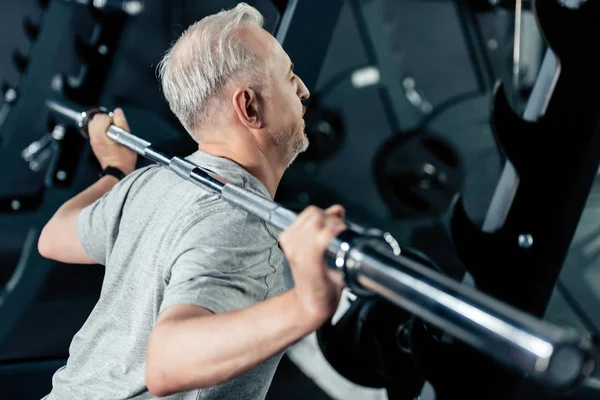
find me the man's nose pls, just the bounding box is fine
[298,77,310,101]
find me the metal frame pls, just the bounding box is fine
[454,0,496,93]
[442,0,600,397]
[0,0,130,356]
[274,0,343,94]
[346,0,418,133]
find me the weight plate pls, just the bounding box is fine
[373,132,463,218]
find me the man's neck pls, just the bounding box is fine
[197,141,284,200]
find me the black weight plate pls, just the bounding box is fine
[373,132,463,218]
[354,297,426,397]
[316,245,444,392]
[316,296,387,388]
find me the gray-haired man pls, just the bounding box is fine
[39,3,346,399]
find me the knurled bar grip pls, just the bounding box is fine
[106,125,151,155]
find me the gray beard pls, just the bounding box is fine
[277,121,309,168]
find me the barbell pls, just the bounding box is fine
[46,98,595,389]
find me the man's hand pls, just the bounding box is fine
[279,204,347,330]
[89,108,137,174]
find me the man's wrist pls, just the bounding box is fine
[99,166,127,181]
[290,288,332,332]
[99,174,120,183]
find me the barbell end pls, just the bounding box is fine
[46,99,111,139]
[78,107,112,138]
[541,335,597,390]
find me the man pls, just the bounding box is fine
[38,3,346,399]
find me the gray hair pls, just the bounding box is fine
[157,3,267,138]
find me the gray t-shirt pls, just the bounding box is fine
[43,151,287,400]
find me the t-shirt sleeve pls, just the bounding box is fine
[159,205,282,315]
[76,173,137,265]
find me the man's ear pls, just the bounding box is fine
[232,87,262,130]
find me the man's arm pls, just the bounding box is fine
[38,176,120,264]
[38,108,137,264]
[147,290,316,396]
[146,205,347,397]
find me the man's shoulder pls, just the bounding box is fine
[184,201,273,242]
[120,163,279,247]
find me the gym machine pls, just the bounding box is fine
[319,0,600,399]
[0,0,137,358]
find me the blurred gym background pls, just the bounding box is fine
[0,0,598,399]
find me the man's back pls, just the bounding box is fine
[44,151,287,399]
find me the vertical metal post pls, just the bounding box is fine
[512,0,523,102]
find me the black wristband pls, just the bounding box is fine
[99,166,126,181]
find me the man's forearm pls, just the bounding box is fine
[146,288,321,396]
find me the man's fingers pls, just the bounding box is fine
[294,205,324,232]
[297,206,345,238]
[315,216,346,250]
[88,114,112,142]
[112,108,130,131]
[280,206,345,260]
[325,204,345,220]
